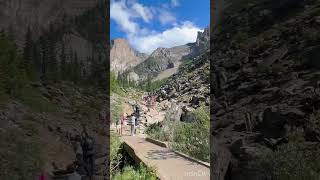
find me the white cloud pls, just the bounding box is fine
[158,10,176,25]
[128,22,202,54]
[171,0,179,7]
[111,1,202,54]
[110,1,153,34]
[132,3,153,23]
[110,1,138,34]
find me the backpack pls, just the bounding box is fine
[135,107,140,118]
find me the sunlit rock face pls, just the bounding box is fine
[110,38,148,74]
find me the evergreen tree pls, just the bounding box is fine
[0,31,27,96]
[60,43,67,79]
[66,48,74,81]
[22,27,36,80]
[47,37,58,82]
[146,76,152,92]
[39,35,48,81]
[32,41,42,78]
[72,52,80,84]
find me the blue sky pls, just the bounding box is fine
[110,0,209,54]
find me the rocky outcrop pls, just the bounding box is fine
[110,38,148,73]
[211,0,320,179]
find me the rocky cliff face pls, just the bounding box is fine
[0,0,99,45]
[211,0,320,179]
[0,0,107,72]
[195,26,210,53]
[110,38,148,73]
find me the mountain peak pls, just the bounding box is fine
[110,38,147,73]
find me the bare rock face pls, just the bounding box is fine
[0,0,100,46]
[196,26,210,47]
[110,38,148,73]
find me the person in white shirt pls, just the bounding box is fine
[130,114,136,136]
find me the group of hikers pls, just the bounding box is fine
[116,104,140,136]
[143,92,157,111]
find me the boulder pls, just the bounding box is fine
[164,101,182,121]
[302,45,320,69]
[259,107,287,138]
[211,138,232,180]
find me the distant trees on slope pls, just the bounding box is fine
[0,26,108,97]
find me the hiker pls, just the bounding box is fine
[120,113,126,136]
[134,106,140,134]
[80,126,95,179]
[74,152,87,177]
[116,118,120,135]
[129,114,136,136]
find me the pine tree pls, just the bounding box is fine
[72,52,80,84]
[146,76,152,92]
[22,27,36,80]
[39,36,48,81]
[46,36,58,83]
[32,41,42,78]
[0,31,27,96]
[66,48,74,81]
[60,43,67,79]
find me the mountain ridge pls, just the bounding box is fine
[110,26,210,82]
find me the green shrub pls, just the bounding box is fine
[255,131,320,180]
[110,133,123,174]
[172,106,210,162]
[112,163,158,180]
[146,105,210,162]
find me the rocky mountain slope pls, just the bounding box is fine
[155,51,210,122]
[211,0,320,179]
[132,27,209,82]
[112,26,210,82]
[0,1,108,179]
[0,82,108,179]
[110,38,148,73]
